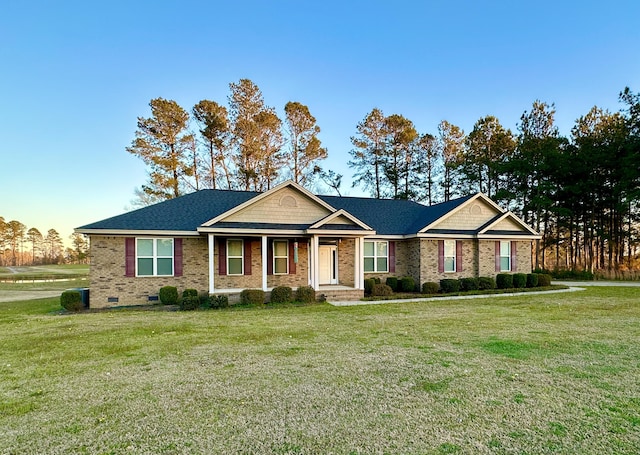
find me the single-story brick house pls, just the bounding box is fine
[76,180,540,308]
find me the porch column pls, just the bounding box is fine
[208,234,215,294]
[261,235,268,291]
[358,237,365,289]
[311,235,319,290]
[354,237,360,290]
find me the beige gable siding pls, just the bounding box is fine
[493,217,523,231]
[328,214,356,225]
[431,200,501,231]
[224,187,332,224]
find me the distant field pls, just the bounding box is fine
[0,265,89,290]
[1,287,639,454]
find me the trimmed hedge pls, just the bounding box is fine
[159,286,178,305]
[371,283,393,296]
[210,294,229,309]
[526,273,539,288]
[399,276,415,292]
[538,273,552,287]
[60,290,82,312]
[496,274,513,289]
[440,279,460,293]
[385,277,398,292]
[512,273,527,289]
[240,289,265,305]
[180,288,200,311]
[421,282,439,294]
[295,286,316,303]
[459,277,479,291]
[364,278,375,295]
[270,286,293,304]
[478,276,496,290]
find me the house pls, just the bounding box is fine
[76,180,540,308]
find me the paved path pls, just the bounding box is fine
[553,280,640,287]
[0,290,61,303]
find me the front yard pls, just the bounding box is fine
[1,287,639,454]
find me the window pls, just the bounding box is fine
[136,238,173,276]
[227,239,244,275]
[364,241,388,273]
[444,240,456,273]
[500,241,511,271]
[273,240,288,274]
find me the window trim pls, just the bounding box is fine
[444,239,456,273]
[500,240,511,272]
[136,238,174,277]
[273,239,289,275]
[364,240,389,273]
[226,239,244,276]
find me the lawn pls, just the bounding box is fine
[1,288,639,454]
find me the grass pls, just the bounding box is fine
[1,287,639,453]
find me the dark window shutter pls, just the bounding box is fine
[267,241,273,275]
[495,241,501,272]
[125,237,135,277]
[438,240,444,273]
[218,239,227,276]
[456,241,463,272]
[389,241,396,273]
[511,241,517,272]
[174,238,183,277]
[244,240,252,275]
[288,240,296,274]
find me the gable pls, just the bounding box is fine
[429,199,501,231]
[493,217,522,231]
[222,186,333,225]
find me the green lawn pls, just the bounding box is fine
[1,288,639,454]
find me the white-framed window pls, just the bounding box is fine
[227,239,244,275]
[364,240,388,273]
[500,241,511,271]
[136,238,173,276]
[444,240,456,273]
[273,240,288,274]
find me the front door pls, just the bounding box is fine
[318,245,338,285]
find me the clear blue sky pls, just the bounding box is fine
[1,0,639,243]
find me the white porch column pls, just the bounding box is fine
[261,235,268,291]
[208,234,215,294]
[312,235,320,290]
[358,237,365,290]
[354,237,360,290]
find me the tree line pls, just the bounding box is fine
[127,80,640,273]
[0,218,87,266]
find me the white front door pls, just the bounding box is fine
[318,245,337,285]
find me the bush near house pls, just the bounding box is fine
[180,289,200,311]
[421,282,439,294]
[512,273,527,289]
[241,289,265,305]
[478,277,496,290]
[371,283,393,296]
[526,273,539,288]
[270,286,293,304]
[295,286,316,303]
[538,274,552,287]
[496,274,513,289]
[385,277,399,292]
[60,290,82,312]
[364,278,375,295]
[399,276,416,292]
[210,294,229,309]
[459,277,479,291]
[159,286,179,305]
[440,279,460,293]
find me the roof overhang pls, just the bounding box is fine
[75,229,199,237]
[478,211,540,237]
[418,193,504,233]
[308,209,373,231]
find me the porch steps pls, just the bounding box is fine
[316,289,364,302]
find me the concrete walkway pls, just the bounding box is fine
[0,290,61,303]
[329,286,586,307]
[553,280,640,287]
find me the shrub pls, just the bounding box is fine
[179,288,200,311]
[159,286,178,305]
[373,277,381,284]
[459,277,479,291]
[240,289,265,305]
[60,290,82,312]
[364,278,375,295]
[385,277,398,292]
[270,286,293,304]
[526,273,539,288]
[210,294,229,309]
[421,282,439,294]
[371,283,393,296]
[295,286,316,303]
[538,273,552,287]
[478,276,496,290]
[496,274,513,289]
[399,276,416,292]
[512,273,527,289]
[440,279,460,293]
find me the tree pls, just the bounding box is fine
[5,220,26,266]
[383,114,418,199]
[438,120,465,201]
[253,109,284,191]
[284,101,327,186]
[192,100,231,189]
[0,217,6,266]
[126,98,194,199]
[316,168,343,196]
[26,227,43,265]
[412,133,440,204]
[349,108,388,198]
[70,233,89,264]
[44,229,63,264]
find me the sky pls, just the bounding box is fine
[1,0,639,244]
